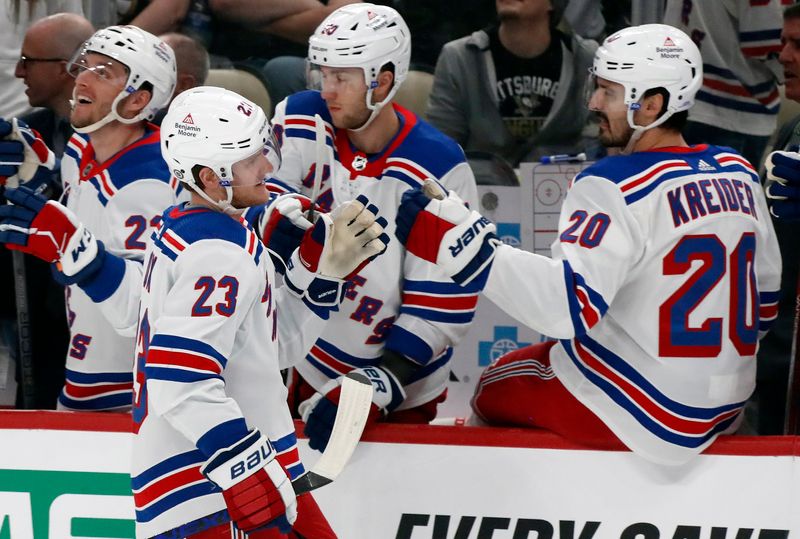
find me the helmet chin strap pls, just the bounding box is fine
[186,172,271,216]
[70,87,146,134]
[621,106,674,155]
[188,181,243,215]
[350,80,402,133]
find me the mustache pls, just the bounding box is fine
[595,111,608,123]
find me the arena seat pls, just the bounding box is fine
[205,65,272,116]
[396,69,434,118]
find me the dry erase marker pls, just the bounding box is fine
[540,152,587,164]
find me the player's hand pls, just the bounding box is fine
[300,194,389,279]
[201,429,296,533]
[299,365,405,452]
[395,179,500,288]
[0,185,103,283]
[0,118,55,187]
[284,195,390,310]
[765,147,800,219]
[250,193,317,274]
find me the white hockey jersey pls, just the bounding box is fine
[131,204,327,537]
[269,90,479,408]
[57,126,181,410]
[483,145,781,465]
[663,0,784,136]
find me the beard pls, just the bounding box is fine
[596,112,633,148]
[332,106,372,131]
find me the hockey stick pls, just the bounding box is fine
[5,169,35,409]
[292,371,373,494]
[10,251,34,408]
[307,114,327,223]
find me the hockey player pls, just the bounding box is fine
[0,26,181,411]
[395,24,782,466]
[133,86,387,538]
[259,3,480,449]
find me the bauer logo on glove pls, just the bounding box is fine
[448,215,494,257]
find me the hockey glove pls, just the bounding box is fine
[300,365,406,452]
[285,194,390,309]
[765,146,800,220]
[0,185,103,284]
[396,179,500,289]
[250,193,316,274]
[201,429,296,534]
[0,118,55,187]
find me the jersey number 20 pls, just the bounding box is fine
[659,233,757,357]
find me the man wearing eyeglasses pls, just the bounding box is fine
[0,26,182,412]
[15,13,94,159]
[0,13,94,411]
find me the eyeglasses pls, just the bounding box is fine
[17,55,65,69]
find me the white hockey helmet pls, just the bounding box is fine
[591,23,702,132]
[308,3,411,128]
[161,86,281,214]
[68,25,177,133]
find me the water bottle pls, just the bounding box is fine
[181,0,213,49]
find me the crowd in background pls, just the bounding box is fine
[1,0,797,437]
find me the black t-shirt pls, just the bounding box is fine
[488,25,563,142]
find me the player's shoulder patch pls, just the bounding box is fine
[153,204,264,264]
[575,151,696,185]
[390,110,467,180]
[707,144,759,181]
[284,90,331,121]
[107,128,171,190]
[64,132,90,162]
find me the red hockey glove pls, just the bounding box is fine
[201,429,297,533]
[0,185,103,283]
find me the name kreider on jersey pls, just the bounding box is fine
[667,177,760,228]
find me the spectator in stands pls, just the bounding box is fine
[756,3,800,434]
[214,0,361,108]
[159,32,210,98]
[121,0,193,36]
[426,0,599,168]
[148,33,209,126]
[664,0,784,168]
[0,0,84,119]
[15,13,94,157]
[0,12,94,410]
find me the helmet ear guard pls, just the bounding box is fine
[68,25,177,133]
[160,86,281,214]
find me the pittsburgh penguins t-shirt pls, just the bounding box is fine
[488,25,563,142]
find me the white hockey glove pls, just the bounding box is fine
[285,194,389,308]
[395,179,500,289]
[201,429,296,534]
